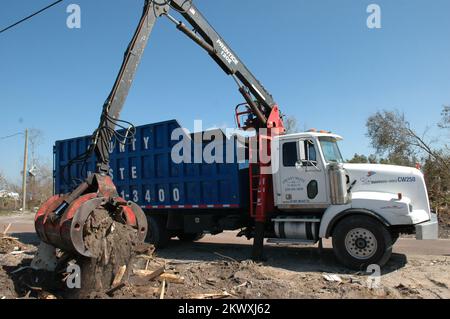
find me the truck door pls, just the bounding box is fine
[277,138,329,208]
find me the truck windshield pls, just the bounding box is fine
[319,137,344,163]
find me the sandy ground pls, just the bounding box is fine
[1,212,449,299]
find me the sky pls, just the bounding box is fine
[0,0,449,183]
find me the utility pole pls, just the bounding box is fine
[22,128,28,213]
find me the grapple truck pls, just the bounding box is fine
[35,0,437,271]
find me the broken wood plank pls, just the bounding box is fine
[190,291,231,300]
[159,280,166,299]
[133,266,165,281]
[105,283,126,296]
[10,251,25,255]
[2,223,12,236]
[112,265,127,287]
[159,273,185,284]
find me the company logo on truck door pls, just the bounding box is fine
[282,176,305,192]
[216,39,239,65]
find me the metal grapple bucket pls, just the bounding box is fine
[34,174,147,258]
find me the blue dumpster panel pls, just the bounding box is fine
[54,120,246,209]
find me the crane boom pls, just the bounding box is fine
[93,0,282,174]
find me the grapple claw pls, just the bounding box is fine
[34,174,148,258]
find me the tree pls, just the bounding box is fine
[366,110,447,168]
[348,154,369,163]
[368,154,378,164]
[27,159,53,208]
[366,108,450,208]
[284,116,299,134]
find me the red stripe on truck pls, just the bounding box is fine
[143,204,239,210]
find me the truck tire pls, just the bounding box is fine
[146,216,169,248]
[332,215,392,270]
[177,232,205,242]
[391,233,400,245]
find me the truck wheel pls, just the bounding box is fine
[146,216,169,248]
[332,216,392,270]
[177,232,205,242]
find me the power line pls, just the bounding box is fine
[0,0,64,35]
[0,132,23,140]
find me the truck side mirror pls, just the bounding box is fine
[295,160,303,169]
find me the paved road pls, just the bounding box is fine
[1,213,449,256]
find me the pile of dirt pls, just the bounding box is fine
[1,218,450,299]
[0,236,29,255]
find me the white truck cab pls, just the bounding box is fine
[271,132,438,269]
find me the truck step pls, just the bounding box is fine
[266,238,318,245]
[271,218,321,223]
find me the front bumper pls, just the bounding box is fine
[415,213,439,240]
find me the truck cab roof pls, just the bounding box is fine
[278,132,344,141]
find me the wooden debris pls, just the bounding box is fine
[167,259,204,265]
[159,280,166,299]
[206,278,218,285]
[2,223,12,236]
[159,273,185,284]
[112,265,127,287]
[190,291,231,300]
[322,274,342,283]
[1,236,20,241]
[105,265,128,296]
[234,281,248,289]
[103,238,109,265]
[133,266,165,281]
[10,251,25,255]
[106,283,126,296]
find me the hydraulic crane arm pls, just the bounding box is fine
[93,0,282,173]
[35,0,283,261]
[93,1,168,173]
[169,0,276,112]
